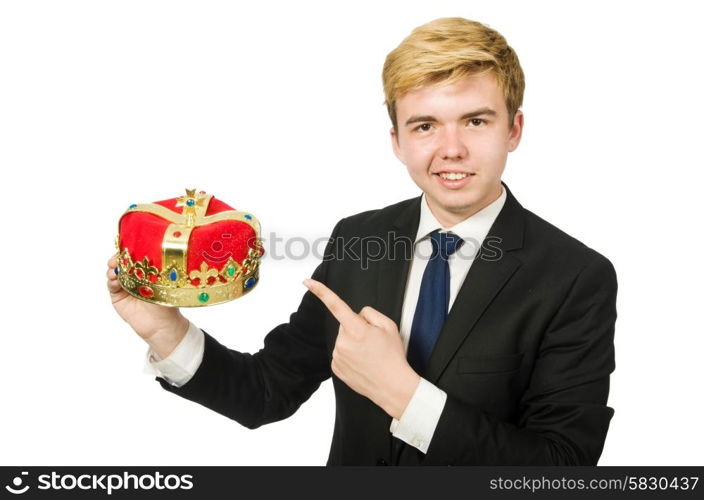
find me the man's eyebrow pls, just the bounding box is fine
[405,115,437,126]
[459,107,497,120]
[404,107,498,127]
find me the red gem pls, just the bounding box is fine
[138,286,153,298]
[122,258,127,266]
[148,273,158,283]
[191,278,200,287]
[135,269,144,279]
[207,276,216,285]
[173,231,182,238]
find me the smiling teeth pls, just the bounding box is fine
[440,172,468,180]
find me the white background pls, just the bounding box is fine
[1,0,702,465]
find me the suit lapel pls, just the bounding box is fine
[375,196,421,326]
[424,182,526,383]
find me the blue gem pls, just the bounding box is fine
[129,204,137,209]
[114,267,119,275]
[186,199,195,207]
[244,276,256,289]
[244,214,252,220]
[170,270,177,281]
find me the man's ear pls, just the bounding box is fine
[390,127,403,163]
[508,110,524,152]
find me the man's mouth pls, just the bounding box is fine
[436,172,474,180]
[431,171,476,189]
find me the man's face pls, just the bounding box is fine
[391,72,523,227]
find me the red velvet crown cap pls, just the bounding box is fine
[120,197,256,278]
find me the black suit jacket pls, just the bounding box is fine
[157,182,618,465]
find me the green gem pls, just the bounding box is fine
[227,265,235,277]
[198,292,209,303]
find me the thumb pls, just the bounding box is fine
[358,306,396,330]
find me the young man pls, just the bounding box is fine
[107,17,617,465]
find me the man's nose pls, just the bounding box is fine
[438,126,468,160]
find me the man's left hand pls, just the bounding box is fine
[303,278,420,420]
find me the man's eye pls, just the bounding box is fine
[468,118,485,127]
[415,123,432,132]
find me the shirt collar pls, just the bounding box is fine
[415,184,507,244]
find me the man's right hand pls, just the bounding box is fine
[106,254,189,359]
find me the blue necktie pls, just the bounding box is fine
[407,230,465,375]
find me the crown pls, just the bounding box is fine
[115,189,263,307]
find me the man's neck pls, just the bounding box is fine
[426,184,504,228]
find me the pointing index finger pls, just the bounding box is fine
[303,278,366,330]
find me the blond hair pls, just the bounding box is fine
[383,17,525,131]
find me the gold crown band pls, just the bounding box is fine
[116,246,260,307]
[161,222,194,287]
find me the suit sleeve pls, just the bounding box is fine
[154,219,344,429]
[423,253,618,465]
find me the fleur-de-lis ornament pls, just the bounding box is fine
[134,256,159,282]
[189,261,219,288]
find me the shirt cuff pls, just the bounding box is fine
[389,377,447,454]
[142,320,204,388]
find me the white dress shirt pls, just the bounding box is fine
[145,185,506,455]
